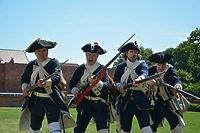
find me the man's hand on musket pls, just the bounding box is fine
[146,79,159,87]
[23,88,28,96]
[133,78,140,87]
[89,75,96,84]
[119,85,125,93]
[116,83,125,93]
[173,84,182,94]
[74,91,79,97]
[37,79,45,87]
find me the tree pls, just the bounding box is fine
[139,46,153,67]
[173,27,200,81]
[187,28,200,80]
[113,54,123,68]
[164,47,175,66]
[173,41,191,71]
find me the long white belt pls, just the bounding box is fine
[33,91,50,98]
[85,96,102,100]
[84,96,107,104]
[127,87,141,91]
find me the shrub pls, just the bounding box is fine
[187,103,200,112]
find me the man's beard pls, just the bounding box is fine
[128,56,136,62]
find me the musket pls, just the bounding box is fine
[18,59,69,103]
[68,34,136,107]
[58,59,69,67]
[124,72,165,90]
[110,71,165,99]
[60,112,66,133]
[158,81,200,102]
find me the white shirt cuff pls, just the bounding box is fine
[71,87,79,94]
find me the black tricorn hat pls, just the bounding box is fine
[119,41,140,53]
[148,52,173,63]
[25,38,57,53]
[81,42,107,55]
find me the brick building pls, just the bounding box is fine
[0,49,115,107]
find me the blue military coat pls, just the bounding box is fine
[69,63,110,112]
[114,61,151,110]
[21,58,68,113]
[148,64,182,98]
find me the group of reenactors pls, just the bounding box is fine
[19,37,190,133]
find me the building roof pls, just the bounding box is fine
[0,49,29,64]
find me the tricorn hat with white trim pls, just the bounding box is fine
[81,42,107,55]
[148,52,173,63]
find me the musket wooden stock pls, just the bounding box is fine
[68,84,90,106]
[68,34,136,107]
[108,75,121,99]
[18,69,61,103]
[68,68,107,106]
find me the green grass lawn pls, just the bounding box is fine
[0,107,199,133]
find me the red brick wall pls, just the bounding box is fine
[0,96,21,107]
[0,64,5,92]
[3,63,26,92]
[61,64,78,93]
[0,62,115,107]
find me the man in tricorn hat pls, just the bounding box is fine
[147,52,183,133]
[69,42,110,133]
[113,41,152,133]
[19,38,76,133]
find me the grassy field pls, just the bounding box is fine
[0,107,200,133]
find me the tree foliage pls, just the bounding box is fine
[173,27,200,81]
[113,54,123,68]
[140,46,153,67]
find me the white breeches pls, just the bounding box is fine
[171,125,182,133]
[141,126,152,133]
[48,122,61,133]
[120,126,152,133]
[97,129,109,133]
[29,128,40,133]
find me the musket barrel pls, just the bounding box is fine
[123,71,165,90]
[135,71,165,84]
[117,34,136,51]
[95,34,136,78]
[178,89,200,101]
[161,82,200,101]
